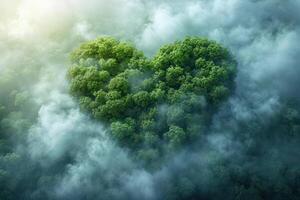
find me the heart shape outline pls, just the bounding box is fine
[68,36,236,164]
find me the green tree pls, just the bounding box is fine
[108,77,129,95]
[164,125,187,149]
[166,66,185,88]
[110,118,137,146]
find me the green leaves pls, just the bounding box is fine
[164,125,187,149]
[68,36,237,158]
[166,66,185,88]
[108,77,129,94]
[132,91,151,108]
[111,119,136,146]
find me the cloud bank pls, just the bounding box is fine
[0,0,300,199]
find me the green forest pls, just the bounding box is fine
[68,37,237,164]
[1,36,300,199]
[1,1,300,199]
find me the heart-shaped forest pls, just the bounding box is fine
[68,37,237,165]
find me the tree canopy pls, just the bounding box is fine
[0,36,300,200]
[68,36,237,162]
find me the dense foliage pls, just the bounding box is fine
[0,36,299,200]
[68,37,237,162]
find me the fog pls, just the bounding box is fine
[0,0,299,199]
